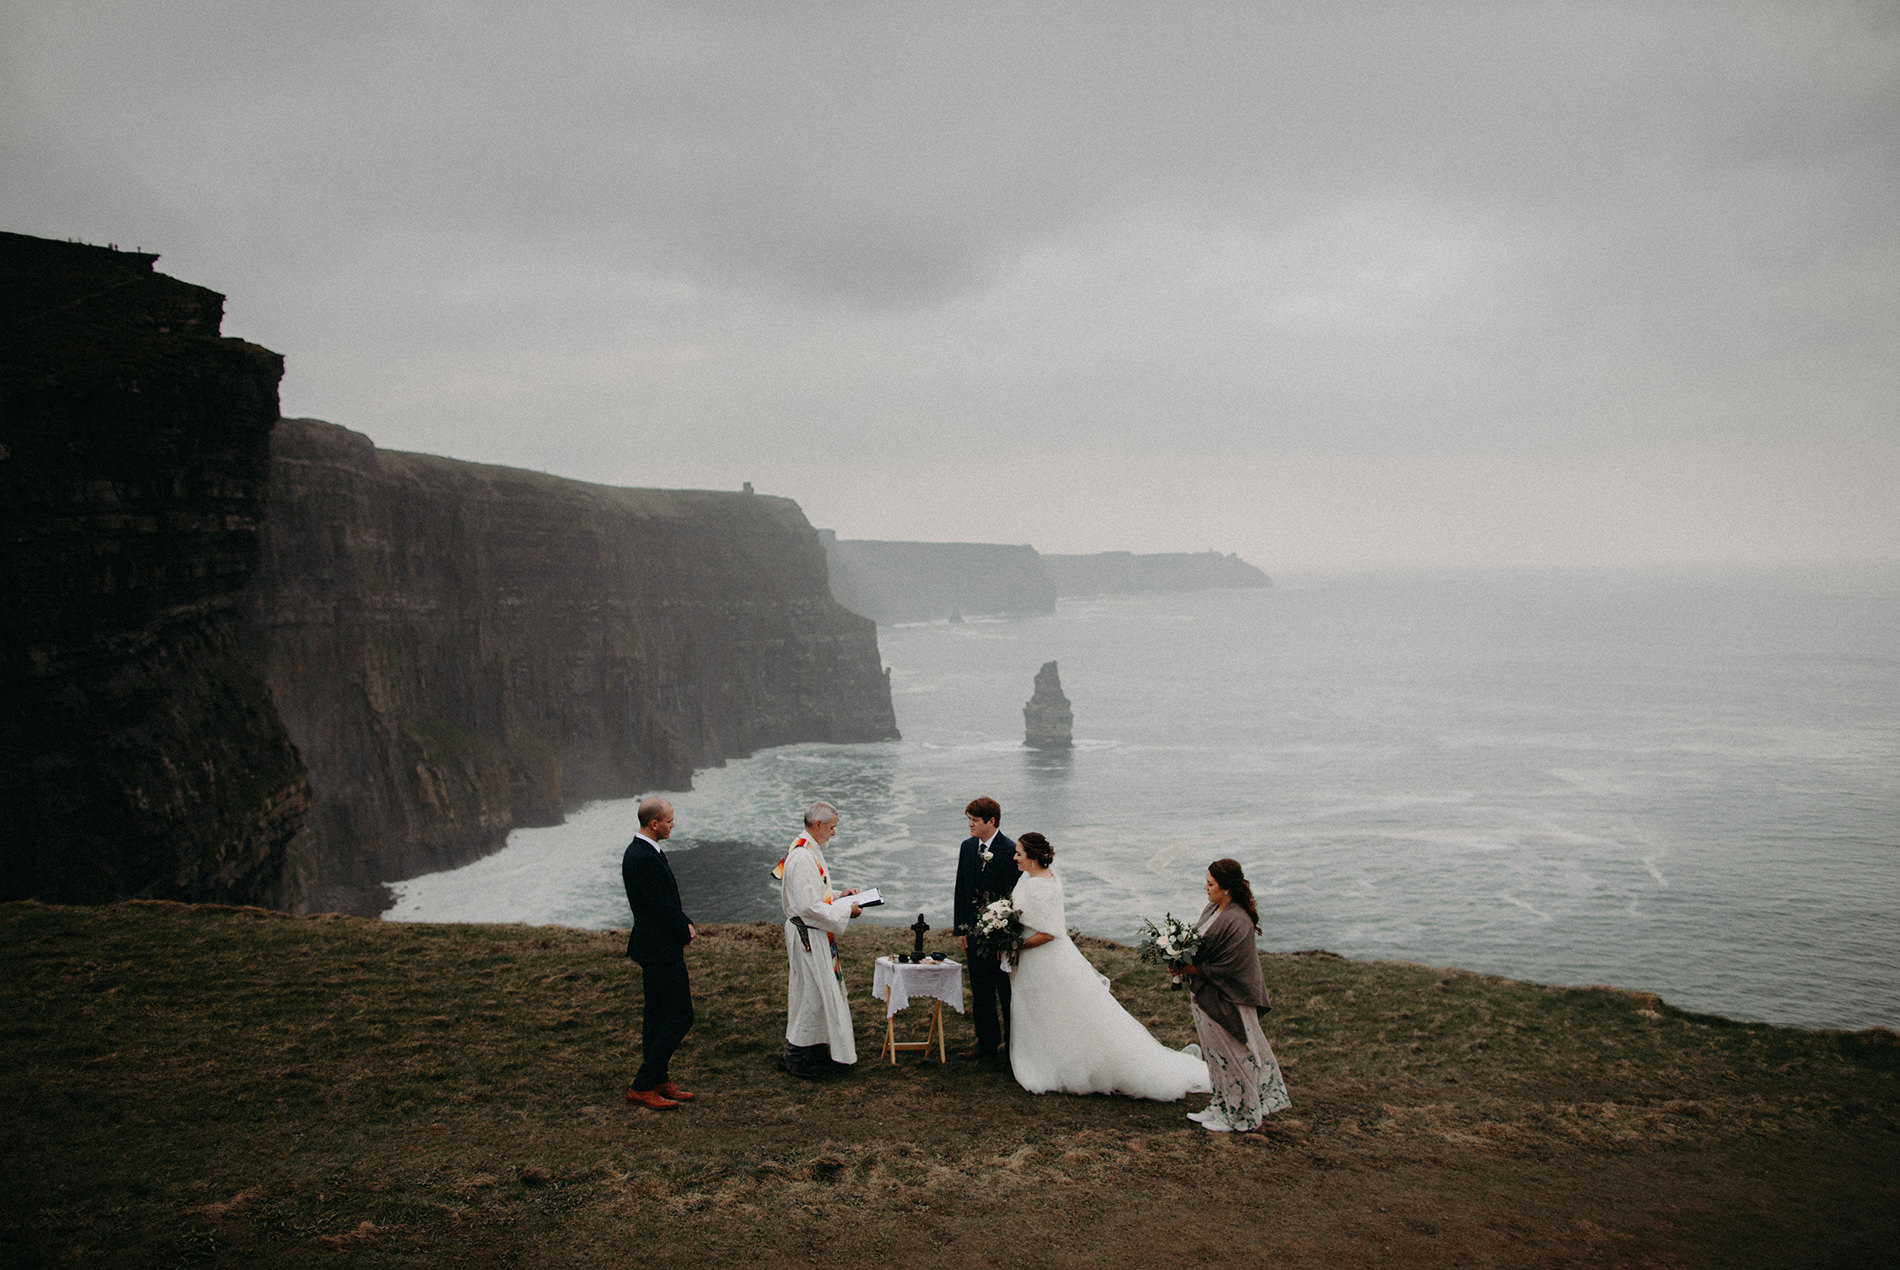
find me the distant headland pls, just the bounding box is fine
[820,533,1271,625]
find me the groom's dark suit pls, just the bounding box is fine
[953,832,1021,1056]
[623,834,695,1092]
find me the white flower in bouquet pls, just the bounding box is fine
[969,895,1025,962]
[1137,914,1203,988]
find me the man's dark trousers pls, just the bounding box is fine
[632,952,693,1090]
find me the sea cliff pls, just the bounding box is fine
[0,233,309,907]
[821,535,1056,623]
[1043,550,1272,595]
[1,233,899,915]
[822,536,1272,623]
[253,420,900,913]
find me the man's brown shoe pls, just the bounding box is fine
[655,1080,696,1102]
[954,1047,992,1060]
[626,1087,680,1110]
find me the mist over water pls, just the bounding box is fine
[386,565,1900,1032]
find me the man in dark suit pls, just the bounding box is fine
[622,796,696,1109]
[952,795,1021,1060]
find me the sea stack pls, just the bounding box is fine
[1023,661,1074,750]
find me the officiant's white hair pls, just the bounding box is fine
[804,800,838,827]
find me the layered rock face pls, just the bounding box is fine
[822,535,1056,623]
[1042,551,1272,596]
[254,420,900,913]
[3,232,900,915]
[0,233,309,905]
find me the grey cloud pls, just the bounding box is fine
[3,0,1895,564]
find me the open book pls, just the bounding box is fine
[847,887,884,908]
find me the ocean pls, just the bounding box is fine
[385,564,1900,1033]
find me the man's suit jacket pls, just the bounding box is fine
[623,837,693,964]
[953,833,1021,936]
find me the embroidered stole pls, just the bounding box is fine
[774,835,842,981]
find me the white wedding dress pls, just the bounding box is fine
[1007,871,1211,1100]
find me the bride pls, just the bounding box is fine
[1006,832,1210,1101]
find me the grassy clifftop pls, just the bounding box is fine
[3,901,1893,1267]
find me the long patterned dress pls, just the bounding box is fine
[1190,901,1291,1130]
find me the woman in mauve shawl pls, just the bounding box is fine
[1178,858,1291,1132]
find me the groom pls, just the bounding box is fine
[952,796,1020,1061]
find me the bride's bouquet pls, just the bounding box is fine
[1137,914,1202,988]
[967,895,1025,964]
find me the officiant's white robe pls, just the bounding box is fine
[780,836,858,1063]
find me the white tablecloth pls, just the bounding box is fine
[869,956,965,1019]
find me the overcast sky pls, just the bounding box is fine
[6,1,1896,569]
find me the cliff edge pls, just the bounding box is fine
[0,232,308,906]
[2,232,900,916]
[253,420,900,913]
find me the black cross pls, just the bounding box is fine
[909,912,931,958]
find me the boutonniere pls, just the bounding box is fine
[978,844,993,864]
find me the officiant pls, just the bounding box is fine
[774,800,864,1079]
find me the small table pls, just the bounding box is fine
[869,956,964,1064]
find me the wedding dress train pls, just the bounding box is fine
[1007,872,1211,1100]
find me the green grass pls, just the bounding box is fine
[2,901,1894,1267]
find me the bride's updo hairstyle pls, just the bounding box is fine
[1208,858,1260,933]
[1018,832,1054,867]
